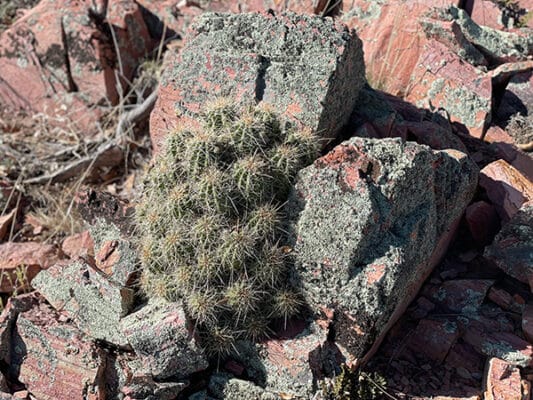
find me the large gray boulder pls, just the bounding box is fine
[286,137,478,364]
[150,11,365,152]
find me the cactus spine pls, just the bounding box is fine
[136,100,319,356]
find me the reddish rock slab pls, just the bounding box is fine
[407,318,461,362]
[10,300,103,400]
[340,0,460,96]
[464,329,533,367]
[120,300,208,379]
[484,357,523,400]
[485,201,532,288]
[446,342,485,376]
[150,11,365,154]
[480,160,533,222]
[61,230,95,260]
[466,0,505,30]
[0,242,59,293]
[432,279,494,314]
[406,39,492,138]
[465,201,501,246]
[0,0,155,134]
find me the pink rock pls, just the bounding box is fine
[466,0,505,30]
[523,304,533,343]
[0,242,59,293]
[432,279,494,314]
[341,0,461,96]
[465,201,501,246]
[480,160,533,222]
[61,230,94,260]
[464,329,533,367]
[484,357,523,400]
[408,319,461,362]
[487,287,516,311]
[0,0,155,134]
[405,39,492,138]
[10,300,103,400]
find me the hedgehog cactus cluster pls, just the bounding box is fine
[135,99,320,355]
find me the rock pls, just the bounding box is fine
[352,86,469,153]
[0,209,15,242]
[32,260,134,346]
[121,375,188,400]
[5,298,103,400]
[448,6,533,62]
[480,160,533,222]
[497,71,533,122]
[0,371,7,392]
[340,0,461,96]
[150,11,365,153]
[90,219,137,286]
[232,320,339,398]
[120,300,208,379]
[208,373,277,400]
[487,287,520,312]
[431,279,494,314]
[287,137,478,365]
[405,39,492,138]
[446,342,485,376]
[465,201,501,246]
[0,242,59,293]
[484,357,523,400]
[523,305,533,343]
[407,319,461,362]
[0,0,155,134]
[464,329,533,367]
[61,230,95,260]
[0,292,102,400]
[484,201,532,287]
[465,0,506,30]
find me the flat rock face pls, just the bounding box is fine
[120,300,208,380]
[150,11,365,153]
[9,300,102,400]
[484,357,523,400]
[286,137,478,363]
[406,39,492,138]
[484,201,533,288]
[32,260,134,346]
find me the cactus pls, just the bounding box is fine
[135,100,320,356]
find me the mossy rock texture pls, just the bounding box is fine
[150,11,365,153]
[286,137,478,363]
[136,100,319,356]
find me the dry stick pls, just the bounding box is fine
[360,372,399,400]
[22,142,123,185]
[115,90,158,138]
[8,190,21,242]
[518,141,533,152]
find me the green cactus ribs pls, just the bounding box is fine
[136,99,320,356]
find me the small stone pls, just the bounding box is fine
[0,242,59,293]
[408,319,461,362]
[484,357,523,400]
[484,202,533,287]
[479,161,533,222]
[32,261,133,346]
[432,279,494,314]
[120,300,208,379]
[61,231,95,260]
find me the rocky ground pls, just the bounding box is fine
[0,0,532,399]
